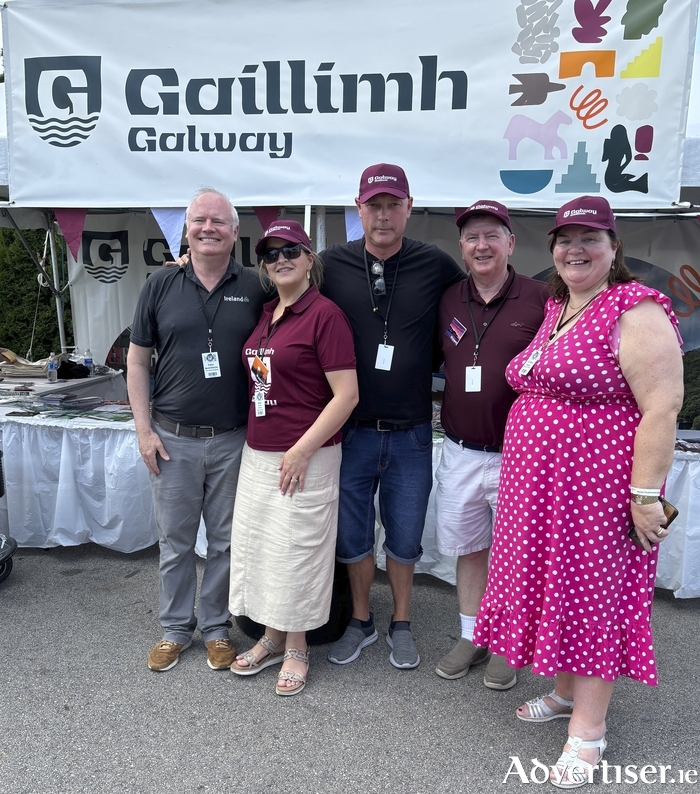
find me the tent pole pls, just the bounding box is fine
[47,215,68,353]
[303,205,311,236]
[316,206,326,251]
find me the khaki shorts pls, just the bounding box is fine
[435,436,501,557]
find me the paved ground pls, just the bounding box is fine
[1,543,699,794]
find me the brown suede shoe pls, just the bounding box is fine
[147,639,192,671]
[483,653,517,690]
[206,638,237,670]
[435,638,488,679]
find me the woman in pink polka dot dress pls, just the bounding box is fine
[473,196,683,789]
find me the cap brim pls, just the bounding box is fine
[358,186,409,202]
[255,234,309,255]
[547,220,614,235]
[456,209,511,233]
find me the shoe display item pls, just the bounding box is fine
[147,638,192,671]
[206,638,237,670]
[327,615,378,665]
[483,653,517,690]
[386,623,420,669]
[435,637,488,679]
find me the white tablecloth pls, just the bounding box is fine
[376,439,700,598]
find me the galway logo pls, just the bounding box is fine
[25,56,102,148]
[563,208,597,218]
[368,175,398,184]
[82,230,129,283]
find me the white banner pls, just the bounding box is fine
[3,0,698,208]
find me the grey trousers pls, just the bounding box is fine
[150,423,245,644]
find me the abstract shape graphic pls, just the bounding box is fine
[81,231,130,283]
[504,110,572,159]
[622,0,667,40]
[500,170,554,194]
[616,83,658,120]
[572,0,612,44]
[621,38,663,78]
[512,0,562,64]
[24,55,102,148]
[570,86,608,130]
[555,142,601,192]
[602,124,649,193]
[559,50,616,79]
[634,125,654,160]
[510,73,566,106]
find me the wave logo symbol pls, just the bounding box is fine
[82,231,129,283]
[25,56,101,148]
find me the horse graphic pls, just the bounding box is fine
[504,110,572,159]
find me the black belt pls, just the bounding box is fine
[352,418,418,432]
[445,432,501,454]
[152,408,237,439]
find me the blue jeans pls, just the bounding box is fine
[336,422,433,564]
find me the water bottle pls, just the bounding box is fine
[47,352,58,383]
[84,348,94,377]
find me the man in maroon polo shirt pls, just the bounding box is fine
[434,200,549,688]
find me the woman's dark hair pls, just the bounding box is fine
[547,230,637,301]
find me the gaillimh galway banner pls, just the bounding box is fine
[2,0,698,208]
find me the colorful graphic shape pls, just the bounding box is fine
[555,142,601,192]
[510,73,566,106]
[602,124,649,193]
[634,125,654,160]
[572,0,612,44]
[559,50,616,79]
[621,38,662,78]
[504,110,572,160]
[616,83,658,120]
[512,0,562,64]
[500,170,554,194]
[622,0,667,40]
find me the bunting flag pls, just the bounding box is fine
[54,208,88,260]
[344,206,363,242]
[151,208,186,259]
[253,206,281,231]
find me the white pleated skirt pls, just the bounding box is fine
[229,442,341,632]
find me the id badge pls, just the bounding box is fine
[253,390,266,417]
[465,366,482,392]
[375,344,394,371]
[202,351,221,378]
[518,349,541,377]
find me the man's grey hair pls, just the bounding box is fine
[459,214,511,239]
[185,187,239,229]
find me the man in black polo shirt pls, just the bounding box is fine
[434,200,548,687]
[323,164,465,669]
[128,188,265,672]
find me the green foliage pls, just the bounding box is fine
[679,347,700,428]
[0,227,73,360]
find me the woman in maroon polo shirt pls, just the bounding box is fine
[228,220,358,695]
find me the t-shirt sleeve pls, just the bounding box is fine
[440,249,467,289]
[315,303,357,373]
[129,279,157,348]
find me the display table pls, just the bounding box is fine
[376,438,700,599]
[0,371,127,401]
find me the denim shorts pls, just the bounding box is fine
[336,421,433,565]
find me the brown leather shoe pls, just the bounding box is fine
[147,639,192,671]
[206,638,237,670]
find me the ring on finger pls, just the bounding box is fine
[655,526,665,537]
[292,477,299,483]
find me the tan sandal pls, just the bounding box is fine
[275,648,309,696]
[230,634,285,676]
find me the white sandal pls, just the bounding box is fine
[516,690,574,722]
[550,735,607,789]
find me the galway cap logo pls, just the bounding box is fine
[549,196,616,235]
[358,163,410,202]
[255,219,312,255]
[455,199,512,232]
[24,56,102,148]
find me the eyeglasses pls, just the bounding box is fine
[261,244,306,265]
[371,261,386,296]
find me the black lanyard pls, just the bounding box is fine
[465,273,514,367]
[363,242,402,346]
[194,279,226,353]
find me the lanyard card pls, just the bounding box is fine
[202,351,221,378]
[518,349,541,377]
[375,344,394,371]
[465,366,482,392]
[253,390,266,417]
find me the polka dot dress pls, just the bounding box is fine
[473,283,681,686]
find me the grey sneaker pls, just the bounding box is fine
[386,623,420,669]
[435,637,488,679]
[327,615,378,665]
[484,653,517,690]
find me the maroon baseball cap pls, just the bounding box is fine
[455,200,512,233]
[357,163,410,202]
[255,220,312,256]
[548,195,616,235]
